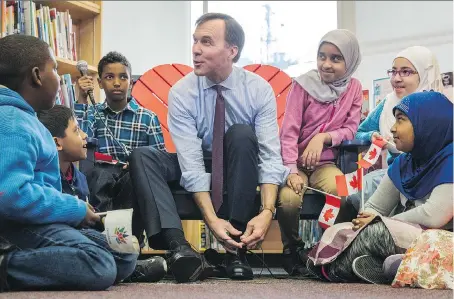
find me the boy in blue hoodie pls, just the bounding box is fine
[0,34,137,292]
[37,105,167,283]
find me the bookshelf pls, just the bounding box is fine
[37,1,101,21]
[1,0,102,101]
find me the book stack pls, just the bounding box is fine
[0,0,77,61]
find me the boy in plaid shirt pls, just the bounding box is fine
[75,51,165,163]
[75,51,165,214]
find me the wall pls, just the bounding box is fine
[102,1,192,76]
[341,1,453,105]
[101,1,453,95]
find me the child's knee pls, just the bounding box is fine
[324,182,339,196]
[278,187,302,210]
[115,253,139,283]
[77,247,118,291]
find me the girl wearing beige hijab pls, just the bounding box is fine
[278,29,363,276]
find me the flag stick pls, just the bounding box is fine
[361,167,365,211]
[385,140,396,148]
[303,185,341,199]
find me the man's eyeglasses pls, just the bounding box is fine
[387,69,418,78]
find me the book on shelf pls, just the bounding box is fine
[56,73,76,109]
[0,0,77,61]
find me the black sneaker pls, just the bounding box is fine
[0,254,8,292]
[125,256,167,283]
[306,259,328,281]
[0,240,15,292]
[282,245,313,277]
[352,255,392,284]
[167,245,203,283]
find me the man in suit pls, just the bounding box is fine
[129,13,289,282]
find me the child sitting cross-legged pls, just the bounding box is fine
[37,105,167,283]
[0,34,135,292]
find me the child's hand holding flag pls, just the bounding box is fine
[357,137,388,169]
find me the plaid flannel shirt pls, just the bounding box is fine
[74,98,166,163]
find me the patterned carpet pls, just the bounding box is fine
[1,277,452,299]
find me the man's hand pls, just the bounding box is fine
[207,217,243,250]
[352,211,376,231]
[79,206,101,228]
[301,133,327,170]
[76,75,95,104]
[286,173,305,194]
[240,210,273,250]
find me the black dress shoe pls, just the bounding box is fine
[166,245,203,283]
[202,248,227,278]
[224,250,253,280]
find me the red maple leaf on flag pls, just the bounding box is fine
[349,175,359,190]
[368,148,377,160]
[323,208,335,222]
[374,137,388,149]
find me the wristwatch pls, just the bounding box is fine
[260,206,276,219]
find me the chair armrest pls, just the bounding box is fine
[339,139,371,149]
[338,139,371,173]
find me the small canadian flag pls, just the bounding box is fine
[357,138,388,169]
[318,195,341,229]
[335,168,363,196]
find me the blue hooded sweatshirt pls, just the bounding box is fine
[0,87,87,228]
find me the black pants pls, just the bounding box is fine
[129,124,260,250]
[83,163,145,244]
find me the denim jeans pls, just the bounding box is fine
[0,223,138,291]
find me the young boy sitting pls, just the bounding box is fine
[37,105,167,283]
[74,51,165,212]
[0,34,137,292]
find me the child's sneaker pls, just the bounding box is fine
[125,256,167,283]
[352,255,392,284]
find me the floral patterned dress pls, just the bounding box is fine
[392,229,453,289]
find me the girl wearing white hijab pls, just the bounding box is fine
[348,46,443,211]
[356,46,443,161]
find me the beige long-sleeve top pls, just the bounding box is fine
[364,174,453,230]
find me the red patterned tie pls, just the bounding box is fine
[212,85,225,212]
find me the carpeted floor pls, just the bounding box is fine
[1,278,452,299]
